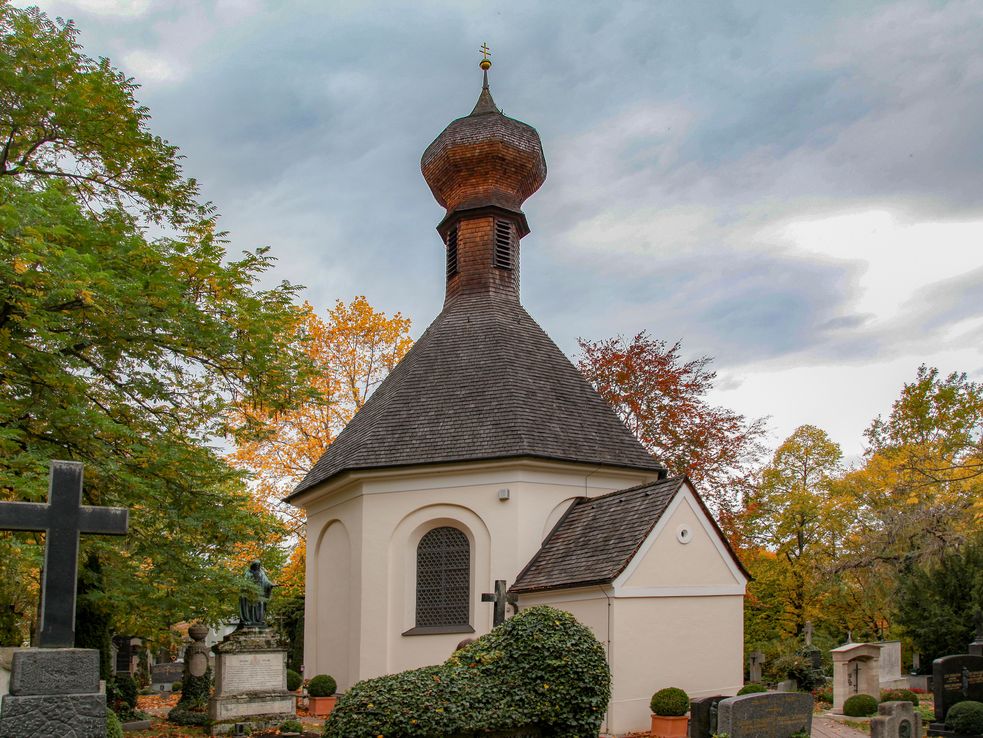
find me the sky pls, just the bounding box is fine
[28,0,983,459]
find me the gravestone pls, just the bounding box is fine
[483,580,518,627]
[930,653,983,725]
[151,661,184,691]
[872,701,921,738]
[209,563,293,735]
[831,642,881,713]
[749,651,765,683]
[689,694,726,738]
[879,641,905,688]
[716,692,813,738]
[0,461,128,738]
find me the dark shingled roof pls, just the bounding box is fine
[510,477,687,594]
[288,293,663,498]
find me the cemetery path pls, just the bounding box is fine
[811,715,869,738]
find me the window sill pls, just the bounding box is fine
[401,625,475,637]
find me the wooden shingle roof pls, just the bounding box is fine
[510,476,683,594]
[288,293,663,499]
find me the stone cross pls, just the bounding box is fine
[749,651,765,683]
[481,579,517,627]
[0,461,128,647]
[803,621,814,646]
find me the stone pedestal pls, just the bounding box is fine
[831,642,882,714]
[0,648,106,738]
[209,627,293,735]
[872,701,921,738]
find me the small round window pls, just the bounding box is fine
[676,524,692,544]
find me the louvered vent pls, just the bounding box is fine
[494,220,513,269]
[416,526,470,627]
[445,226,458,280]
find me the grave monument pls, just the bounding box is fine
[831,641,881,713]
[748,650,765,684]
[0,461,128,738]
[872,701,922,738]
[715,691,813,738]
[929,649,983,735]
[208,560,294,735]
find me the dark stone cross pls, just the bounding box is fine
[481,579,518,627]
[0,460,128,647]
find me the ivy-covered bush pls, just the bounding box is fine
[167,699,210,727]
[880,688,919,706]
[737,683,767,695]
[308,674,337,697]
[946,701,983,735]
[843,694,878,717]
[106,675,143,722]
[323,606,610,738]
[287,668,303,692]
[168,667,212,727]
[650,687,689,716]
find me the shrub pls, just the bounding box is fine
[813,686,833,704]
[843,693,879,717]
[737,683,767,695]
[286,668,303,692]
[110,674,138,709]
[947,701,983,735]
[171,680,182,693]
[168,699,210,727]
[324,606,611,738]
[650,687,689,716]
[280,719,304,734]
[880,688,918,706]
[106,709,124,738]
[308,674,337,697]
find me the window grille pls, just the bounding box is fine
[494,220,513,269]
[416,526,470,627]
[446,226,458,280]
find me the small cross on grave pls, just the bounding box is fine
[0,460,128,647]
[481,579,518,627]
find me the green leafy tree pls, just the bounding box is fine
[895,535,983,667]
[0,3,313,641]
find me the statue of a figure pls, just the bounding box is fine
[239,560,274,627]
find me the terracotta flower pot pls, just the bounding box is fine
[650,714,688,738]
[309,695,337,717]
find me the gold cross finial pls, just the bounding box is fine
[479,42,492,70]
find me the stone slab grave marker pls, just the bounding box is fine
[716,691,813,738]
[872,701,921,738]
[879,641,905,688]
[483,579,518,627]
[930,652,983,728]
[749,650,765,683]
[689,694,726,738]
[0,461,128,738]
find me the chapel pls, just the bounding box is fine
[287,57,749,735]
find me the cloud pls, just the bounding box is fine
[122,50,187,83]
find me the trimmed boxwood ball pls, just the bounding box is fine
[738,683,767,695]
[308,674,337,697]
[286,669,303,692]
[880,688,918,706]
[946,701,983,735]
[323,606,611,738]
[171,680,182,693]
[650,687,689,716]
[843,693,879,717]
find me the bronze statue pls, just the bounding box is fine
[239,560,274,627]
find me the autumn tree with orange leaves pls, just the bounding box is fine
[577,331,766,518]
[232,296,413,526]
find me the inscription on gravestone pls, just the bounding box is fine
[931,653,983,723]
[716,692,813,738]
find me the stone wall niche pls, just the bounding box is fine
[831,642,882,714]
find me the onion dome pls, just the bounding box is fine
[421,64,547,220]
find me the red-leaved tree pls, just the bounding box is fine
[577,332,766,523]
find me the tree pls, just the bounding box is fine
[231,297,413,524]
[895,534,983,667]
[576,331,766,514]
[743,425,848,638]
[0,3,313,640]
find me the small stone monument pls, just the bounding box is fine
[208,561,294,735]
[0,461,128,738]
[689,694,726,738]
[831,641,881,714]
[749,651,765,683]
[872,701,921,738]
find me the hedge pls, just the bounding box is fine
[323,606,610,738]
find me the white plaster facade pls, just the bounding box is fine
[294,463,746,736]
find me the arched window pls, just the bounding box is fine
[415,526,470,629]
